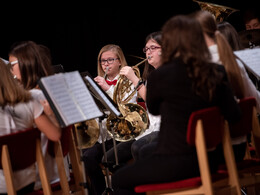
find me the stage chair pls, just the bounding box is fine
[135,106,241,195]
[67,125,90,194]
[46,126,72,195]
[225,97,260,193]
[0,128,52,195]
[32,125,87,195]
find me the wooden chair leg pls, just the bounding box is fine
[54,141,70,195]
[223,123,241,195]
[252,108,260,158]
[2,145,17,195]
[68,128,86,194]
[36,139,52,195]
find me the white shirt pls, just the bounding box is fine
[209,45,260,112]
[98,75,138,143]
[208,44,259,144]
[30,89,70,190]
[0,90,43,193]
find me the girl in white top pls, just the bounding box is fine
[120,31,162,160]
[0,59,61,193]
[83,44,139,195]
[94,44,138,142]
[8,40,70,190]
[217,21,260,112]
[193,10,252,161]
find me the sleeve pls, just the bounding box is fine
[237,60,260,113]
[32,98,44,119]
[146,70,161,116]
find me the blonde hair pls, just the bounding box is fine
[97,44,128,77]
[0,59,31,107]
[193,10,245,99]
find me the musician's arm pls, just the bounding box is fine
[120,66,146,100]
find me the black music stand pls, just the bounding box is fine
[84,72,121,194]
[52,64,65,73]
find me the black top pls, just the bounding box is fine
[146,59,241,155]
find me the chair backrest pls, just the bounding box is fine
[0,127,52,194]
[0,128,41,170]
[187,106,225,149]
[228,97,256,138]
[186,106,241,195]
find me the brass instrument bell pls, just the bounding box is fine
[106,58,150,142]
[74,119,99,149]
[193,0,239,23]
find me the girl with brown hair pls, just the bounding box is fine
[0,58,61,194]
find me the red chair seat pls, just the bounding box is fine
[135,173,228,193]
[134,106,241,194]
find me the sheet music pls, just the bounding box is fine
[85,75,121,117]
[40,71,103,126]
[234,48,260,79]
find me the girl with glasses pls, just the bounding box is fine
[119,31,163,161]
[8,40,70,190]
[0,58,61,194]
[83,44,138,195]
[112,14,241,195]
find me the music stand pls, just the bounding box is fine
[83,72,121,194]
[52,64,65,73]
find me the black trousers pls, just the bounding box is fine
[112,153,201,195]
[82,139,135,195]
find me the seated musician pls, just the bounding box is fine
[119,31,162,161]
[111,14,241,195]
[8,40,70,190]
[82,44,138,195]
[0,58,61,194]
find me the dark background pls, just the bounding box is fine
[0,0,257,76]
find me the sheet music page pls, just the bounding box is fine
[63,71,103,120]
[40,71,103,125]
[234,48,260,78]
[85,75,121,116]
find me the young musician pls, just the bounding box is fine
[0,58,61,194]
[242,7,260,30]
[111,14,241,194]
[217,21,260,113]
[8,40,70,189]
[82,44,138,195]
[119,31,162,160]
[193,10,259,162]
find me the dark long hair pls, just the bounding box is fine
[9,41,54,90]
[217,21,244,51]
[161,14,221,101]
[193,10,245,99]
[142,31,162,80]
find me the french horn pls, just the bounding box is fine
[106,58,150,142]
[193,0,239,23]
[73,119,100,149]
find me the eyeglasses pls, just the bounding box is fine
[9,60,18,69]
[143,46,161,53]
[100,58,119,65]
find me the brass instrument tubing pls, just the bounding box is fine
[104,66,109,80]
[133,57,149,68]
